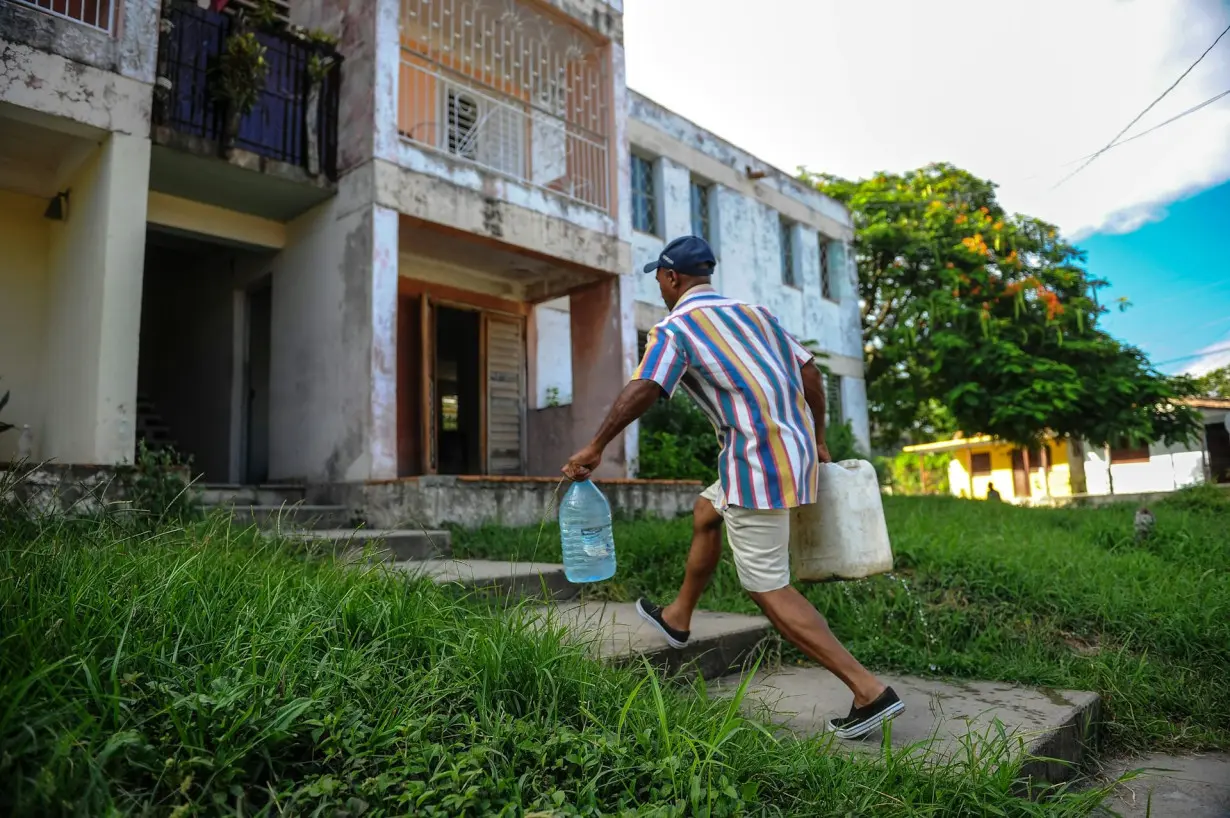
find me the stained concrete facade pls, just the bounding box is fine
[535,92,871,466]
[2,0,868,488]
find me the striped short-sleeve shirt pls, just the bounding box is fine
[634,285,819,510]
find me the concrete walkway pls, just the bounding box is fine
[214,500,1108,789]
[715,667,1100,783]
[1098,753,1230,817]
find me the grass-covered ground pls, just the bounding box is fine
[454,486,1230,755]
[1,513,1124,816]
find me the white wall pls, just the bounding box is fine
[268,179,399,483]
[39,132,150,464]
[1083,439,1209,496]
[532,298,573,408]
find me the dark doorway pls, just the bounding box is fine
[1011,449,1032,499]
[435,306,482,475]
[1207,422,1230,484]
[244,282,272,484]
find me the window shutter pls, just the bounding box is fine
[485,314,525,475]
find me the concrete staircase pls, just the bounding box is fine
[198,484,1102,788]
[197,483,452,561]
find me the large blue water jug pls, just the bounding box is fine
[558,480,617,583]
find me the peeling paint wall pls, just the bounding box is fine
[268,171,399,483]
[0,41,151,136]
[537,92,872,460]
[1,0,158,83]
[291,0,399,174]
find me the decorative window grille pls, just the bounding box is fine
[399,0,610,211]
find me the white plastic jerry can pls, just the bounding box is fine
[789,459,894,582]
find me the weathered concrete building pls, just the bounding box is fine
[534,91,870,459]
[1,0,865,500]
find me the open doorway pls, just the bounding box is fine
[243,281,272,484]
[1207,422,1230,484]
[436,306,482,474]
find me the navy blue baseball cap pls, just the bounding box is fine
[642,235,717,276]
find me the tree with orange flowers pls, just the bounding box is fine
[801,163,1200,450]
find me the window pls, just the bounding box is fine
[446,90,479,160]
[780,219,796,287]
[825,373,843,427]
[632,154,657,234]
[443,86,524,177]
[1110,440,1151,464]
[970,452,992,475]
[819,239,835,301]
[690,178,711,243]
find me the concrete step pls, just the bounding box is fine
[532,601,775,681]
[199,483,308,507]
[217,504,353,531]
[297,528,452,561]
[394,558,577,601]
[1095,752,1230,817]
[714,668,1100,785]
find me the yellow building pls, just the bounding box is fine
[902,436,1081,503]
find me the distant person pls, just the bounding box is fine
[561,235,904,740]
[986,483,1002,502]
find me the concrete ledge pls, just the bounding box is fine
[223,504,354,531]
[314,476,703,529]
[296,528,452,561]
[398,559,578,602]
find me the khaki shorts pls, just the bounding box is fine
[700,481,791,593]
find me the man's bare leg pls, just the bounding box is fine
[659,496,724,633]
[748,586,885,707]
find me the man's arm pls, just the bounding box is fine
[562,380,662,481]
[563,325,687,481]
[801,361,833,463]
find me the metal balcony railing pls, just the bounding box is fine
[155,0,342,179]
[8,0,115,33]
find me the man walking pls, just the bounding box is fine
[562,235,903,739]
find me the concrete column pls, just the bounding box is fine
[292,0,400,173]
[42,132,151,465]
[569,274,636,478]
[659,158,692,240]
[269,182,398,483]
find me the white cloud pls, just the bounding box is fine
[624,0,1230,238]
[1181,332,1230,376]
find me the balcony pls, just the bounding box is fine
[398,0,612,213]
[152,0,342,183]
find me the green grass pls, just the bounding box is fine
[0,514,1124,816]
[452,488,1230,755]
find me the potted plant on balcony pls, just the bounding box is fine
[304,36,337,177]
[211,14,269,159]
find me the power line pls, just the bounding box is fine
[1156,342,1230,368]
[1058,87,1230,169]
[1052,21,1230,189]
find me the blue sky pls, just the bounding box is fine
[624,0,1230,376]
[1088,182,1230,375]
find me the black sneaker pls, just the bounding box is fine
[828,687,905,739]
[635,598,689,649]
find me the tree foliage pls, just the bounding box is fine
[1193,365,1230,398]
[801,163,1200,449]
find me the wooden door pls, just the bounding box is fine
[1011,449,1032,498]
[484,313,525,475]
[397,294,422,476]
[421,295,438,475]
